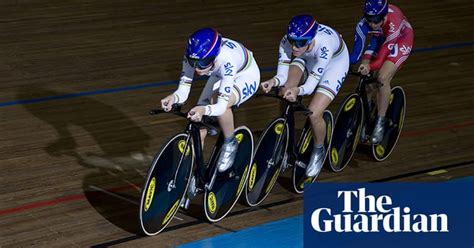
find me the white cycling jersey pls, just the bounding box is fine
[172,38,260,116]
[274,24,349,100]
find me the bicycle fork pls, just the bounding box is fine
[268,116,289,172]
[181,125,203,209]
[168,133,192,192]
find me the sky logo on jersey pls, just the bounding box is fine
[320,47,329,59]
[304,181,474,248]
[242,81,257,99]
[225,41,237,49]
[400,45,412,55]
[318,26,333,35]
[336,74,346,92]
[389,22,396,33]
[224,62,234,76]
[388,43,399,57]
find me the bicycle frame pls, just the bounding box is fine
[146,102,255,227]
[350,71,383,136]
[257,88,312,168]
[341,70,406,161]
[149,105,218,192]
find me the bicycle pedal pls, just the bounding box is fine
[230,174,240,181]
[187,176,199,197]
[187,187,200,198]
[295,160,307,169]
[388,119,395,128]
[205,182,213,191]
[180,197,191,210]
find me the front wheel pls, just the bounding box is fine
[329,93,364,172]
[139,133,194,236]
[245,117,288,207]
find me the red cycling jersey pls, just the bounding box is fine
[363,4,414,70]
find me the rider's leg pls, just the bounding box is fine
[371,60,397,144]
[360,81,377,142]
[376,61,397,117]
[217,58,261,172]
[217,94,237,138]
[199,91,237,148]
[304,43,349,177]
[366,83,376,107]
[197,75,221,147]
[216,93,240,173]
[359,59,376,104]
[305,93,332,177]
[369,27,413,144]
[199,129,207,148]
[308,93,332,146]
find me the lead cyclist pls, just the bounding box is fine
[160,28,260,190]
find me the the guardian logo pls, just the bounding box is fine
[311,188,449,233]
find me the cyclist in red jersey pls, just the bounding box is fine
[350,0,414,144]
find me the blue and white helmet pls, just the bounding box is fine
[286,15,318,47]
[185,28,222,69]
[364,0,388,23]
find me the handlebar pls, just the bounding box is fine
[348,70,383,87]
[256,86,284,101]
[149,103,186,118]
[257,87,313,116]
[149,103,219,133]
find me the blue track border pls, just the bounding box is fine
[1,41,473,108]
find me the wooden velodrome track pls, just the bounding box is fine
[0,0,473,247]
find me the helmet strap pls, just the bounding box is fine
[306,39,315,52]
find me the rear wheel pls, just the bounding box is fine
[204,126,254,222]
[372,86,406,161]
[292,110,334,193]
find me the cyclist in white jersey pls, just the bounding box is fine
[161,28,260,174]
[261,15,349,177]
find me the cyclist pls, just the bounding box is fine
[350,0,414,144]
[161,28,260,174]
[261,15,349,177]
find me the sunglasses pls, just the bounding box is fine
[187,56,215,69]
[364,14,384,24]
[287,37,312,48]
